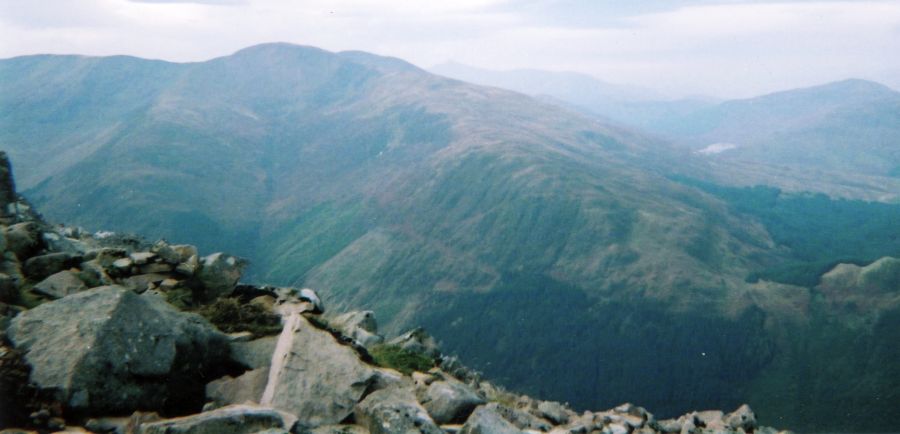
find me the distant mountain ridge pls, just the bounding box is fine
[2,43,899,432]
[430,63,900,201]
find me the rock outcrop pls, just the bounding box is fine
[7,286,230,415]
[260,312,376,428]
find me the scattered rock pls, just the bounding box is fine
[31,270,87,299]
[206,368,270,406]
[482,402,552,431]
[84,416,131,434]
[299,288,324,313]
[230,336,278,370]
[260,313,375,427]
[121,273,170,293]
[139,262,174,274]
[460,405,523,434]
[538,401,571,425]
[418,379,485,424]
[330,311,383,348]
[196,253,246,301]
[137,404,296,434]
[354,387,442,434]
[5,222,43,260]
[23,252,82,281]
[129,252,157,265]
[176,254,200,276]
[387,327,441,359]
[725,404,757,431]
[7,286,231,415]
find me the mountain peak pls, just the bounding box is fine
[231,42,333,58]
[811,77,897,97]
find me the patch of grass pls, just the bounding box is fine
[195,297,282,338]
[369,344,435,375]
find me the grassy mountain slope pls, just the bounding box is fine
[2,44,898,431]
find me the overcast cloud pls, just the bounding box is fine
[0,0,897,98]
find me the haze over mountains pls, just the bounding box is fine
[2,43,899,432]
[432,63,900,202]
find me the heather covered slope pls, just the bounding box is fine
[2,44,900,431]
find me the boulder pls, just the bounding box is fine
[387,328,441,359]
[137,404,296,434]
[176,254,200,276]
[725,404,756,431]
[370,367,413,392]
[196,253,246,301]
[656,418,682,433]
[460,405,523,434]
[260,313,376,427]
[482,403,552,431]
[299,288,324,313]
[538,401,571,425]
[418,379,485,424]
[129,251,157,265]
[121,273,170,293]
[139,263,174,274]
[330,310,383,348]
[31,270,87,299]
[4,222,43,260]
[230,336,278,369]
[7,286,231,415]
[78,260,114,287]
[353,387,442,434]
[23,252,82,281]
[83,247,127,267]
[692,410,725,430]
[206,368,270,406]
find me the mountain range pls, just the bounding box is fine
[432,64,900,202]
[2,43,899,432]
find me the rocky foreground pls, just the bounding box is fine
[0,151,789,434]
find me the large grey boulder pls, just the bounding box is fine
[354,387,442,434]
[31,270,87,299]
[260,313,376,427]
[138,404,296,434]
[7,286,231,414]
[460,405,523,434]
[196,253,246,301]
[418,379,485,424]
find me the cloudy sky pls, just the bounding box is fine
[0,0,898,98]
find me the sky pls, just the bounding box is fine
[0,0,898,98]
